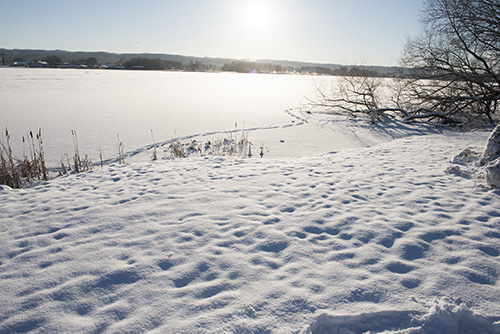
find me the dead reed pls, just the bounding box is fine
[0,128,48,188]
[117,135,125,165]
[167,129,254,159]
[0,126,260,189]
[151,129,158,161]
[59,130,92,175]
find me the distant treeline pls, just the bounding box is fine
[123,58,183,70]
[299,66,379,77]
[221,61,287,73]
[2,49,399,77]
[219,62,380,76]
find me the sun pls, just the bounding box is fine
[241,1,273,32]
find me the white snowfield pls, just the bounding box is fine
[1,114,500,333]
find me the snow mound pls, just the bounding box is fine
[480,124,500,187]
[482,124,500,162]
[453,148,481,164]
[445,148,483,180]
[445,126,500,188]
[485,158,500,187]
[306,298,500,334]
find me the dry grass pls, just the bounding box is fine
[151,129,158,161]
[117,135,125,165]
[1,129,48,188]
[59,130,92,175]
[166,130,254,159]
[1,127,260,188]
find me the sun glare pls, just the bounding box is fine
[242,1,272,32]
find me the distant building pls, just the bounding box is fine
[29,61,47,68]
[12,61,31,67]
[101,64,125,69]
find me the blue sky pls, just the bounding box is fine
[0,0,424,66]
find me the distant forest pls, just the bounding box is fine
[0,48,401,77]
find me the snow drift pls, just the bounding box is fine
[306,298,500,334]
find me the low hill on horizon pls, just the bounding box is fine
[0,48,402,75]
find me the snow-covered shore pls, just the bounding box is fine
[1,119,499,333]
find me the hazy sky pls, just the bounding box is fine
[0,0,424,66]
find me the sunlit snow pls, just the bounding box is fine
[1,68,499,333]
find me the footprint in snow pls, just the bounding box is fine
[378,231,403,248]
[477,245,499,257]
[401,278,422,289]
[158,259,174,271]
[463,270,497,285]
[400,243,429,261]
[419,229,459,242]
[280,206,296,213]
[197,284,227,299]
[94,270,141,289]
[172,262,213,288]
[385,261,414,274]
[303,226,324,235]
[257,240,288,253]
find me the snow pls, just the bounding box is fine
[482,124,500,161]
[309,297,500,334]
[0,68,338,165]
[485,160,500,188]
[482,124,500,188]
[1,69,500,333]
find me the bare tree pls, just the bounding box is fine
[309,0,500,127]
[308,76,408,123]
[401,0,500,126]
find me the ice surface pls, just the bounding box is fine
[1,68,335,165]
[1,68,436,167]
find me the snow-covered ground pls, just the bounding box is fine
[1,69,500,333]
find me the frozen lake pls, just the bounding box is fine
[1,68,329,166]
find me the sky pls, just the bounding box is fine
[0,0,424,66]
